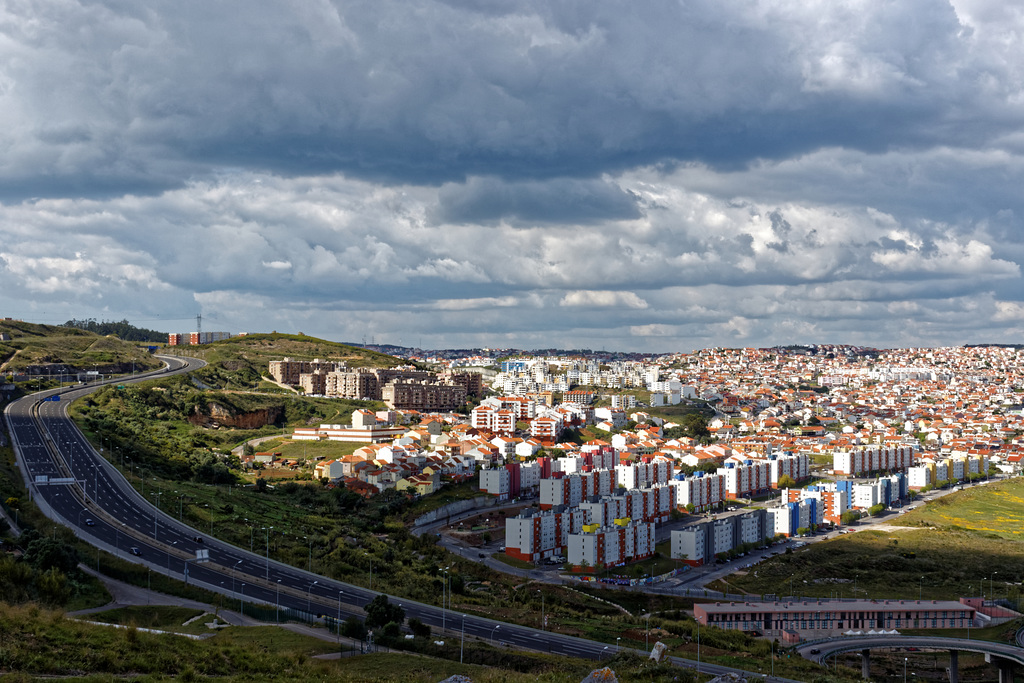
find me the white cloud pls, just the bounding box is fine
[560,291,649,309]
[2,1,1024,350]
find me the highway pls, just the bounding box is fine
[3,358,795,680]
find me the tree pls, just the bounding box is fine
[35,568,71,606]
[25,537,79,575]
[777,474,796,489]
[365,594,405,629]
[408,617,431,638]
[341,616,367,641]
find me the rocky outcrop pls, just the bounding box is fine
[189,402,283,429]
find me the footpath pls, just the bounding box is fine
[69,566,362,657]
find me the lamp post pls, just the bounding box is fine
[168,541,177,575]
[367,553,373,591]
[490,624,500,644]
[305,536,313,572]
[276,580,282,622]
[644,611,651,650]
[152,491,161,539]
[264,526,274,580]
[460,614,466,663]
[337,590,344,657]
[696,618,701,676]
[904,656,907,683]
[231,560,242,599]
[442,566,450,631]
[308,580,318,612]
[919,576,923,601]
[240,583,245,616]
[616,636,621,653]
[538,588,545,631]
[991,572,998,602]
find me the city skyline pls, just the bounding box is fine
[2,2,1024,351]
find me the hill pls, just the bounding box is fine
[167,332,411,391]
[61,317,168,342]
[0,319,161,377]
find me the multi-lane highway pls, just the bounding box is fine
[3,358,790,680]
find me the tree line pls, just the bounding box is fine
[62,318,167,343]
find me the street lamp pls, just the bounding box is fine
[919,576,923,601]
[232,560,242,598]
[151,491,161,539]
[490,624,500,644]
[616,636,621,653]
[366,553,373,591]
[264,526,274,580]
[168,541,177,575]
[538,588,545,632]
[442,566,450,631]
[460,614,466,664]
[308,580,318,612]
[240,583,245,615]
[904,656,907,683]
[644,611,651,650]
[337,590,344,657]
[276,580,282,622]
[696,618,701,676]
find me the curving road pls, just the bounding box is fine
[4,358,796,680]
[796,634,1024,666]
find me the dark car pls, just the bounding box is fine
[129,547,142,556]
[84,518,95,526]
[810,648,821,655]
[478,553,486,558]
[193,536,203,543]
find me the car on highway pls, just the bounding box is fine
[810,648,821,655]
[193,536,203,543]
[84,518,95,526]
[129,547,142,556]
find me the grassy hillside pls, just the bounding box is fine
[0,319,161,375]
[719,480,1024,605]
[165,333,407,391]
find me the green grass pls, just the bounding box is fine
[904,478,1024,539]
[247,437,365,461]
[718,526,1024,608]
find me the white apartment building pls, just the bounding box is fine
[567,520,656,569]
[479,468,510,498]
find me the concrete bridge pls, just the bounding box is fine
[795,634,1024,682]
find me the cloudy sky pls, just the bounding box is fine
[2,0,1024,352]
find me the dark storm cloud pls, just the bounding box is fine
[3,0,1024,350]
[434,177,641,225]
[0,0,1013,197]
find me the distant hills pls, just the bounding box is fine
[0,319,161,375]
[61,318,167,343]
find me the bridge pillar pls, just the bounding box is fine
[948,650,958,683]
[985,654,1015,683]
[861,649,871,680]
